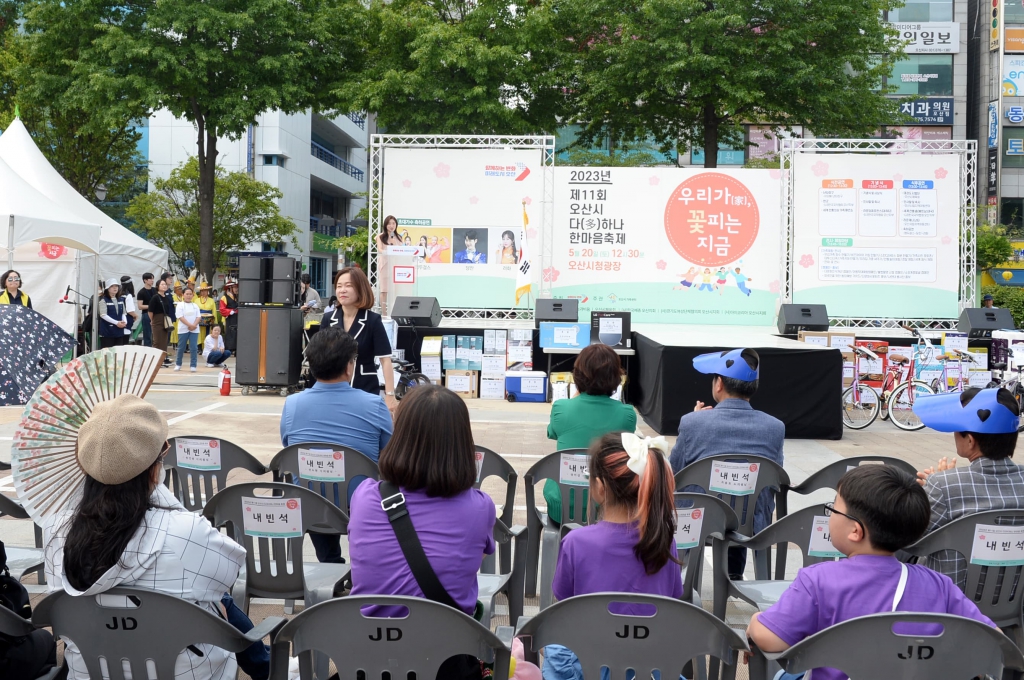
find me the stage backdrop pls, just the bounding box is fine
[791,153,961,319]
[549,167,783,325]
[380,147,544,309]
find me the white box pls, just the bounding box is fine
[480,378,505,400]
[421,356,442,381]
[481,355,506,378]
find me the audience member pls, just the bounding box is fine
[175,287,201,371]
[545,343,635,524]
[97,277,128,349]
[119,275,139,341]
[0,541,56,679]
[203,325,232,367]
[136,272,156,347]
[914,387,1024,589]
[0,270,31,308]
[669,348,784,579]
[43,395,245,680]
[544,432,682,680]
[747,465,994,680]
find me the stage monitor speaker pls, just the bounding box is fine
[392,296,441,327]
[238,256,264,280]
[535,298,579,328]
[268,279,300,305]
[958,307,1016,338]
[267,257,297,280]
[238,279,264,304]
[777,304,829,335]
[236,306,302,387]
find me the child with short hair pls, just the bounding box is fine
[543,432,682,680]
[747,465,996,680]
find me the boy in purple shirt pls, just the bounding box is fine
[747,465,995,680]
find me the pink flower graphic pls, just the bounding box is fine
[527,227,538,240]
[934,167,948,180]
[769,280,780,293]
[893,173,903,183]
[649,176,660,186]
[433,162,450,178]
[941,235,952,245]
[469,196,479,204]
[656,260,667,270]
[401,179,411,188]
[769,169,782,180]
[811,161,829,177]
[799,254,815,268]
[543,267,560,283]
[522,196,533,205]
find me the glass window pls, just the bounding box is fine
[1002,198,1024,231]
[1008,0,1024,23]
[691,144,745,165]
[1003,127,1024,168]
[888,55,953,96]
[887,0,953,22]
[309,257,328,297]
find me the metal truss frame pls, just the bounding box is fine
[779,138,976,330]
[368,134,557,319]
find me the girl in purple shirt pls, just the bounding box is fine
[544,432,683,680]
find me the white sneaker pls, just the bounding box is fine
[174,365,181,371]
[190,367,197,372]
[206,363,215,368]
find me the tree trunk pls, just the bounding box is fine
[702,103,718,169]
[196,122,217,282]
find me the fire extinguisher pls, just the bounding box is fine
[219,367,232,396]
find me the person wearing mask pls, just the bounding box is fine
[0,270,31,308]
[43,394,245,680]
[119,275,139,342]
[136,273,156,347]
[203,325,232,368]
[175,288,201,372]
[299,273,322,328]
[321,267,398,413]
[195,276,218,346]
[218,278,240,352]
[97,278,128,349]
[148,278,173,366]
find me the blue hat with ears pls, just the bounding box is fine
[913,388,1020,434]
[693,348,759,382]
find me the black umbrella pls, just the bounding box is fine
[0,305,78,405]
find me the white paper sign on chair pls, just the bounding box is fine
[175,438,222,471]
[808,516,845,558]
[242,497,303,538]
[298,448,346,483]
[709,461,759,496]
[970,524,1024,566]
[475,450,485,483]
[559,453,589,487]
[674,508,705,550]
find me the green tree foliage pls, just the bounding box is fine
[127,158,298,274]
[977,225,1016,272]
[551,0,907,167]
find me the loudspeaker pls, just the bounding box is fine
[777,304,829,334]
[268,279,300,305]
[267,257,297,280]
[392,296,441,327]
[239,256,263,280]
[238,279,264,304]
[535,298,579,328]
[236,306,302,387]
[958,307,1016,338]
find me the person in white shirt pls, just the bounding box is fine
[119,275,139,340]
[175,288,201,371]
[203,325,232,367]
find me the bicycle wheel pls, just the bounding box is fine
[842,384,880,430]
[395,372,431,400]
[888,380,936,431]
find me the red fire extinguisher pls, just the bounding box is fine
[219,367,232,396]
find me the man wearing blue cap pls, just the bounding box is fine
[914,387,1024,589]
[669,347,785,579]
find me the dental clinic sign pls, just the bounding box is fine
[887,22,960,53]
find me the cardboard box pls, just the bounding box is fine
[421,356,442,382]
[445,370,479,398]
[855,340,888,388]
[456,336,484,371]
[941,332,968,354]
[798,331,830,347]
[481,354,506,378]
[829,332,856,349]
[480,377,505,400]
[841,350,855,387]
[507,329,533,370]
[441,335,457,370]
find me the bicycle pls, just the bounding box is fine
[881,326,937,431]
[987,360,1024,410]
[929,348,980,395]
[393,359,431,400]
[842,345,881,429]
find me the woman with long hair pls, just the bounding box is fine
[97,278,128,348]
[494,230,519,264]
[376,215,402,314]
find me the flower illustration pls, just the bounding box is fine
[934,167,948,180]
[527,227,538,240]
[656,260,667,270]
[941,235,952,245]
[543,267,560,283]
[433,162,450,178]
[893,173,903,183]
[522,196,533,205]
[811,161,829,177]
[769,169,782,180]
[649,176,660,186]
[799,254,815,268]
[401,179,411,188]
[769,280,781,294]
[469,196,479,204]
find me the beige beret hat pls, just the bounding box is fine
[77,394,169,485]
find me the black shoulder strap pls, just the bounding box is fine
[379,480,460,610]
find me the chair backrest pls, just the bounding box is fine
[673,493,740,601]
[32,586,277,680]
[0,602,34,637]
[474,446,518,528]
[0,492,30,520]
[733,504,843,579]
[903,509,1024,626]
[673,454,790,536]
[524,449,596,525]
[270,595,512,680]
[787,456,918,496]
[202,482,348,601]
[517,593,747,678]
[773,612,1024,679]
[164,435,268,512]
[269,442,379,515]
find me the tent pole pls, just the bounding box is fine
[73,249,81,358]
[91,254,99,352]
[7,215,13,271]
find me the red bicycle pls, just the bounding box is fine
[879,326,936,431]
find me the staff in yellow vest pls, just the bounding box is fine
[0,270,32,308]
[195,275,218,346]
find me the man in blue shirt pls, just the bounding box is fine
[453,230,487,264]
[669,348,785,579]
[280,327,393,562]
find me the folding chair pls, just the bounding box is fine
[523,449,597,608]
[164,435,268,512]
[478,519,528,630]
[0,605,63,680]
[32,586,285,680]
[268,595,513,680]
[750,612,1024,680]
[474,446,518,574]
[786,455,917,497]
[516,593,748,680]
[269,442,379,515]
[0,492,45,583]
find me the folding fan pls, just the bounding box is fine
[11,345,167,522]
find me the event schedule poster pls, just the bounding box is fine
[549,168,783,325]
[380,147,543,308]
[791,154,960,319]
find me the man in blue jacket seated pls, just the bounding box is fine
[669,347,785,579]
[280,327,393,563]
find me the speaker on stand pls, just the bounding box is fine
[777,304,829,335]
[234,255,303,394]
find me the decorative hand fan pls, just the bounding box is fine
[11,346,167,523]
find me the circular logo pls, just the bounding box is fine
[664,173,759,266]
[691,509,702,520]
[333,452,343,460]
[286,499,299,510]
[38,243,67,260]
[750,464,759,472]
[817,526,824,531]
[209,440,219,448]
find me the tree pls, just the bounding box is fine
[552,0,907,167]
[977,224,1015,273]
[127,158,298,274]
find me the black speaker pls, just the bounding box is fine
[268,279,300,305]
[236,306,302,387]
[535,298,579,328]
[777,304,829,334]
[239,256,264,280]
[392,296,441,327]
[267,257,297,280]
[958,307,1016,338]
[238,279,264,304]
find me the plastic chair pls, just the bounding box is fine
[268,595,513,680]
[0,492,45,583]
[516,593,748,680]
[786,455,917,497]
[474,446,518,574]
[478,519,528,630]
[269,442,380,515]
[523,448,596,606]
[164,435,269,512]
[32,586,285,680]
[750,612,1024,680]
[0,605,63,680]
[674,453,790,580]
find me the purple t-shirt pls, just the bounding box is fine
[553,521,683,614]
[757,554,995,680]
[348,481,496,615]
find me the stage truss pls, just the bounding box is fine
[779,139,976,331]
[367,134,556,319]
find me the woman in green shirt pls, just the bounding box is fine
[545,343,636,523]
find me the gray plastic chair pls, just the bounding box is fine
[786,456,917,497]
[516,593,748,680]
[268,595,513,680]
[164,435,269,512]
[750,612,1024,680]
[269,442,380,515]
[0,605,63,680]
[478,519,528,630]
[32,586,285,680]
[0,492,45,583]
[475,446,518,574]
[524,448,596,605]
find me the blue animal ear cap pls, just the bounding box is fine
[913,388,1020,434]
[693,348,759,382]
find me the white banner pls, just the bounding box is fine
[887,22,960,53]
